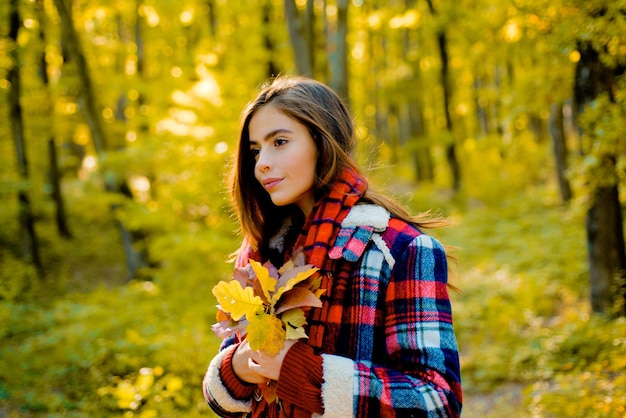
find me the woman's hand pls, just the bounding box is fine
[232,341,266,384]
[248,339,297,381]
[232,339,298,383]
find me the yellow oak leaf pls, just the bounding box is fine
[249,260,277,303]
[281,308,309,340]
[308,274,323,291]
[285,325,308,341]
[246,313,286,357]
[212,280,263,321]
[281,308,307,327]
[272,266,319,305]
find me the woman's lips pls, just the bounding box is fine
[262,178,283,191]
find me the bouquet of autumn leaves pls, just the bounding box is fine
[212,251,324,358]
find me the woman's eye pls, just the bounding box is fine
[274,138,287,147]
[250,148,260,159]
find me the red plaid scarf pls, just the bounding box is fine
[240,167,368,347]
[239,168,368,417]
[293,168,368,350]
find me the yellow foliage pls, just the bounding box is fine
[213,255,322,356]
[272,266,319,305]
[249,259,277,302]
[212,279,263,321]
[113,380,137,409]
[281,309,308,340]
[213,259,320,356]
[246,313,286,357]
[166,375,183,392]
[139,410,158,418]
[136,370,154,396]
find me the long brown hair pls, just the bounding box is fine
[229,76,445,253]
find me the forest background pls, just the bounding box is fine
[1,0,625,416]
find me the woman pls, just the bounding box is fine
[204,76,462,417]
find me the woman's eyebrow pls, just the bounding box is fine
[250,128,293,145]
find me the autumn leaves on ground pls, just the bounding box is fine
[1,0,625,416]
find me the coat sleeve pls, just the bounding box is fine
[320,234,462,417]
[203,241,257,416]
[203,337,255,417]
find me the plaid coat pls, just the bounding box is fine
[204,203,462,417]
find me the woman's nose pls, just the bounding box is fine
[255,150,272,173]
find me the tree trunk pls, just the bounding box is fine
[304,0,315,76]
[400,0,432,182]
[48,139,72,238]
[284,0,313,77]
[327,0,349,102]
[530,114,547,143]
[36,0,49,86]
[437,32,460,191]
[372,33,389,162]
[206,0,217,38]
[53,0,107,154]
[135,0,145,78]
[473,74,489,136]
[54,0,147,279]
[574,41,626,316]
[426,0,461,191]
[262,1,279,77]
[9,0,42,275]
[585,167,626,315]
[408,101,433,182]
[35,0,72,239]
[492,65,506,137]
[548,102,572,203]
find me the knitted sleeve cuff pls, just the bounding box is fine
[221,344,257,399]
[203,345,253,414]
[276,342,324,414]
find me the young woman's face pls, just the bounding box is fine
[248,104,318,216]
